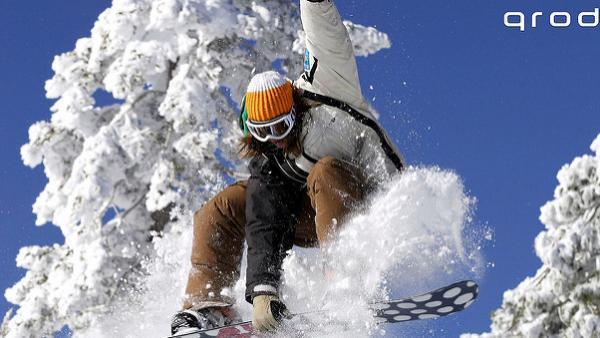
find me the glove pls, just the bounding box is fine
[251,295,291,332]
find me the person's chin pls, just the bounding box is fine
[271,140,286,149]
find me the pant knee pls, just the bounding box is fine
[193,183,246,232]
[191,183,247,265]
[307,156,339,184]
[307,156,363,190]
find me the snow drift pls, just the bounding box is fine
[81,167,485,337]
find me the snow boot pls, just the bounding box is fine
[170,308,232,335]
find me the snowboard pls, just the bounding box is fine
[167,280,479,338]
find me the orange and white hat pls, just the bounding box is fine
[245,71,294,122]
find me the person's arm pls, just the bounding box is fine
[245,154,303,303]
[297,0,365,110]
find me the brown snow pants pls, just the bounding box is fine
[182,156,367,310]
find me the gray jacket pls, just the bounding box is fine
[280,0,405,185]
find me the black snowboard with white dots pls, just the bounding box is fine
[167,280,479,338]
[372,280,479,323]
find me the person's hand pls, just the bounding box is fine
[252,295,291,332]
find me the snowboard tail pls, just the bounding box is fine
[167,280,479,338]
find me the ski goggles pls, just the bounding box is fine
[245,108,296,142]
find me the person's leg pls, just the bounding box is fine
[306,156,366,245]
[183,181,247,310]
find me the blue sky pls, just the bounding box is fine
[1,1,599,337]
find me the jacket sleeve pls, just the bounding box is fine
[244,154,304,303]
[296,0,366,111]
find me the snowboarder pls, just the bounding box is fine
[170,0,405,334]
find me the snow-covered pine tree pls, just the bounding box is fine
[1,1,391,337]
[463,135,600,338]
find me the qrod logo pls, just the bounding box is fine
[504,8,599,31]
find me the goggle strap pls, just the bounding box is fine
[238,95,249,137]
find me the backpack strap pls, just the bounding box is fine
[301,90,404,171]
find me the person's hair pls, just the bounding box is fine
[239,89,310,159]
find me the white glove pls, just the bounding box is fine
[252,295,290,332]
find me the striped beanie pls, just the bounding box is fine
[245,71,294,122]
